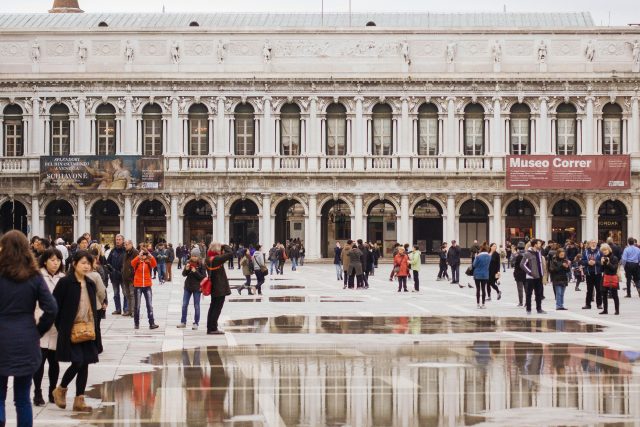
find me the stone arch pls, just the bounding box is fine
[90,101,119,115]
[0,195,32,217]
[594,195,631,215]
[317,195,355,215]
[138,101,168,115]
[548,195,586,217]
[501,195,539,216]
[133,196,169,216]
[502,99,537,114]
[86,197,123,216]
[226,195,262,216]
[47,100,75,116]
[270,195,308,217]
[228,99,261,115]
[180,195,217,216]
[366,102,394,116]
[363,195,400,216]
[412,100,444,115]
[274,99,306,114]
[549,100,577,115]
[409,196,447,217]
[455,195,494,217]
[42,196,77,215]
[320,100,348,115]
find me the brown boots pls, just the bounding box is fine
[73,395,92,412]
[52,387,92,412]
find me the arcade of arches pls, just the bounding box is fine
[1,194,636,259]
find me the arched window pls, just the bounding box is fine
[602,103,622,155]
[510,103,531,155]
[464,103,484,156]
[50,104,70,156]
[280,103,301,155]
[188,104,209,156]
[143,104,163,155]
[326,103,347,155]
[96,103,116,155]
[556,103,577,155]
[3,105,24,157]
[372,104,392,155]
[235,103,255,156]
[417,103,438,155]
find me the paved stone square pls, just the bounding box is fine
[4,262,640,426]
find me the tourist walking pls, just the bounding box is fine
[205,243,234,335]
[341,241,352,289]
[582,240,603,310]
[106,235,127,315]
[277,243,287,275]
[437,243,449,280]
[393,247,410,292]
[239,249,254,295]
[520,239,546,314]
[252,244,267,295]
[348,242,364,289]
[86,249,108,354]
[470,240,480,263]
[499,245,508,272]
[487,243,502,301]
[0,231,58,427]
[549,248,571,310]
[333,242,343,281]
[131,249,159,330]
[153,243,168,284]
[512,242,526,306]
[176,244,184,270]
[621,237,640,298]
[121,240,138,317]
[599,243,620,315]
[33,248,65,406]
[409,244,421,292]
[178,253,205,330]
[299,244,305,266]
[52,251,101,413]
[472,244,491,308]
[573,255,584,291]
[268,244,278,275]
[166,243,175,282]
[447,240,461,284]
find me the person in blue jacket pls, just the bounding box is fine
[472,244,491,309]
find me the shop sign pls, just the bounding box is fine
[506,155,630,190]
[40,156,163,191]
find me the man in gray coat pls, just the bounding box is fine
[520,239,546,314]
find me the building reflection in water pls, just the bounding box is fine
[78,341,640,426]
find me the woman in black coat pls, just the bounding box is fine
[0,231,57,427]
[52,251,101,413]
[487,243,502,300]
[205,243,234,335]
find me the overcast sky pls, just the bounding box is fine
[7,0,640,26]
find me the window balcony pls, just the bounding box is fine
[0,157,29,173]
[460,156,488,171]
[412,156,440,170]
[279,156,302,169]
[232,156,256,170]
[368,156,396,170]
[181,156,212,171]
[324,156,348,169]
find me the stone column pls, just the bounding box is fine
[584,96,595,154]
[307,194,318,259]
[77,195,86,236]
[446,194,456,244]
[216,194,225,243]
[31,196,40,238]
[353,96,365,171]
[492,194,502,246]
[354,194,363,240]
[124,194,132,240]
[170,194,179,246]
[167,96,180,171]
[585,194,595,241]
[30,97,41,156]
[633,194,640,239]
[539,195,549,242]
[77,97,88,154]
[491,97,503,171]
[399,97,411,169]
[400,194,410,245]
[632,96,640,154]
[123,96,134,154]
[308,97,320,171]
[262,193,272,247]
[445,97,457,171]
[537,97,549,154]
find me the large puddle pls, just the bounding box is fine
[77,342,640,426]
[223,315,604,334]
[228,296,365,303]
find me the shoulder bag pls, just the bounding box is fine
[602,274,619,289]
[71,304,96,344]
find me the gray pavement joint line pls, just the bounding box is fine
[501,331,547,344]
[406,302,431,313]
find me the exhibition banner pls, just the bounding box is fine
[40,156,163,191]
[506,155,630,190]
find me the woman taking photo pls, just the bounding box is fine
[472,245,491,309]
[599,243,620,315]
[0,231,57,427]
[32,248,66,406]
[52,251,101,413]
[487,243,502,301]
[549,248,571,310]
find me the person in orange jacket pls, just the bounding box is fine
[131,249,159,330]
[393,247,410,292]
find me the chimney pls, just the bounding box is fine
[49,0,84,13]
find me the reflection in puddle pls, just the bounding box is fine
[77,342,640,426]
[223,315,605,334]
[228,296,364,303]
[269,284,305,290]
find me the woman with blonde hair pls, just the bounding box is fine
[599,243,620,315]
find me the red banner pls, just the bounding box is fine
[506,155,630,190]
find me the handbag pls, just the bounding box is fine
[602,274,619,289]
[465,266,474,276]
[200,277,212,296]
[70,307,95,344]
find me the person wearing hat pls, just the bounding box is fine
[446,240,461,284]
[512,242,527,306]
[55,238,69,266]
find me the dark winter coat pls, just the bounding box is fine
[333,247,342,265]
[52,274,101,364]
[548,257,571,286]
[122,248,139,285]
[512,251,526,282]
[207,247,234,298]
[489,252,501,278]
[182,261,206,293]
[447,245,461,265]
[0,274,57,377]
[602,254,620,276]
[348,247,363,276]
[106,246,126,283]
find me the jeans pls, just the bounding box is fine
[111,279,125,312]
[122,281,134,313]
[624,262,640,297]
[334,264,343,280]
[585,275,603,308]
[412,270,420,291]
[134,287,155,326]
[554,284,566,308]
[397,276,408,291]
[525,278,543,312]
[450,264,460,283]
[278,261,285,274]
[437,260,449,279]
[0,375,32,427]
[156,262,167,283]
[299,256,304,266]
[474,279,487,304]
[270,259,278,275]
[516,281,525,305]
[291,258,298,271]
[255,270,265,294]
[207,296,225,332]
[181,289,201,325]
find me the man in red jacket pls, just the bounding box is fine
[131,249,160,330]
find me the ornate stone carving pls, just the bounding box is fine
[537,40,547,63]
[139,40,167,56]
[263,40,272,63]
[30,41,40,62]
[598,41,624,57]
[216,40,226,63]
[551,40,580,57]
[446,42,456,63]
[77,41,88,64]
[46,40,73,56]
[584,40,596,62]
[170,41,181,64]
[125,40,134,64]
[400,40,411,65]
[92,40,119,56]
[413,41,444,57]
[504,40,532,57]
[184,40,213,56]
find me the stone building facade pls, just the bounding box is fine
[1,8,640,258]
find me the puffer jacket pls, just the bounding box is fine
[393,253,410,277]
[548,257,571,286]
[131,255,157,288]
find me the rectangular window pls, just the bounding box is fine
[281,118,300,155]
[603,118,621,155]
[97,119,116,155]
[372,118,392,155]
[51,120,70,156]
[4,121,23,157]
[464,118,484,155]
[189,119,208,156]
[235,117,255,156]
[510,118,530,155]
[327,117,346,155]
[557,119,576,155]
[418,118,438,155]
[144,119,163,155]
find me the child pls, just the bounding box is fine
[573,254,584,292]
[239,249,255,295]
[178,254,205,330]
